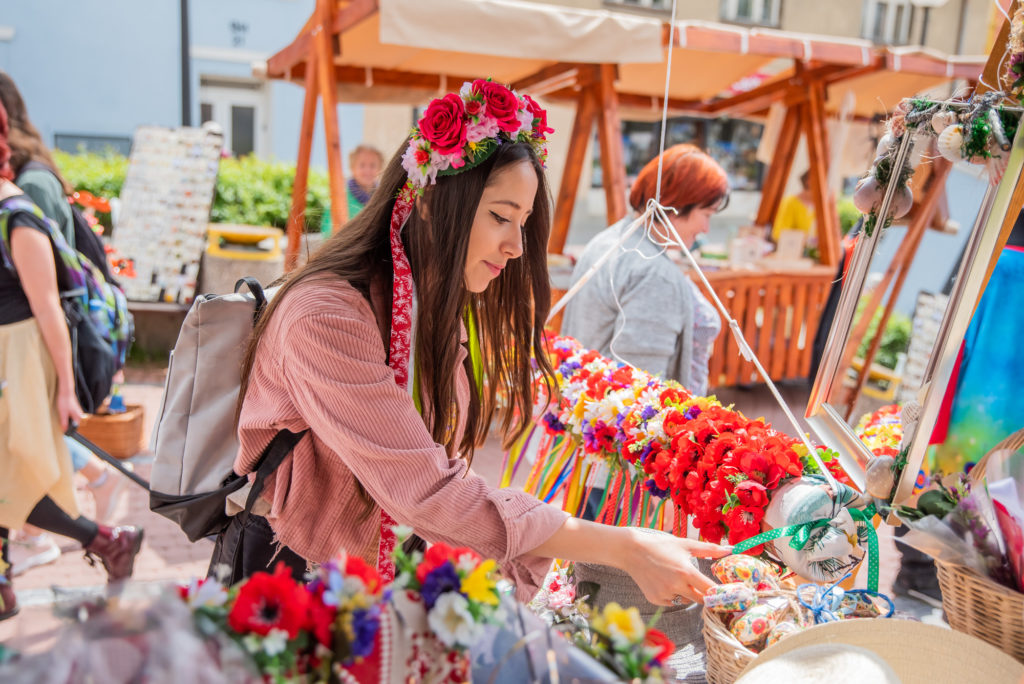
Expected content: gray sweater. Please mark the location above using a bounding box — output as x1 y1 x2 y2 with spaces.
561 218 695 390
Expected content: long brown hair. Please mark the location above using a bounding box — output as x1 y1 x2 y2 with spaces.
0 71 73 194
238 140 557 463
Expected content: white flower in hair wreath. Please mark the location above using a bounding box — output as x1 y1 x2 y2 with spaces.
399 79 553 195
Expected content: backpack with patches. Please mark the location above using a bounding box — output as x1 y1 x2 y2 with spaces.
0 195 132 412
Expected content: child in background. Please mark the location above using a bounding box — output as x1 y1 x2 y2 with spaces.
320 144 385 235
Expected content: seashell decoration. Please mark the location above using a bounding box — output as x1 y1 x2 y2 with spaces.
931 110 957 134
937 124 966 163
875 132 895 157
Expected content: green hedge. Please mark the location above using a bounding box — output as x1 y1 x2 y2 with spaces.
53 150 330 232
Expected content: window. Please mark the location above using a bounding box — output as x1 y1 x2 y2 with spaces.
603 0 670 10
721 0 780 26
862 0 913 45
198 77 269 158
54 133 132 156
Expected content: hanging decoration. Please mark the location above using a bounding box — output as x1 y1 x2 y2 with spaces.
1006 5 1024 104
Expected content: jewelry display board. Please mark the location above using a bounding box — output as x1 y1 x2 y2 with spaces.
113 126 223 304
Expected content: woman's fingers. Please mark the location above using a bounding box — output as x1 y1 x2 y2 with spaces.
684 540 734 558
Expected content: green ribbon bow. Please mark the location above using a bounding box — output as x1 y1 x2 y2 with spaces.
733 503 879 593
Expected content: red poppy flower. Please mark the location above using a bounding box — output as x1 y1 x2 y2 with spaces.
734 480 768 508
228 562 310 638
306 587 337 647
345 555 382 594
644 628 675 664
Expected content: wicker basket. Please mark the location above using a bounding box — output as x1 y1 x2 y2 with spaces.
702 590 807 684
77 404 145 460
936 560 1024 662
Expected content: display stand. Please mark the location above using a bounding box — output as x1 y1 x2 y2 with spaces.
113 125 223 304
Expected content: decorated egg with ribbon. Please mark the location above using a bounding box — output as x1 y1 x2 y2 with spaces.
704 582 757 613
765 620 802 647
711 554 778 587
730 597 790 647
762 475 868 584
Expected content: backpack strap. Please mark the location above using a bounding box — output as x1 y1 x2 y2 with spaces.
242 429 309 515
235 276 268 325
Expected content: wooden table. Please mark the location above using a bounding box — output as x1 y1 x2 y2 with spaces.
548 263 835 389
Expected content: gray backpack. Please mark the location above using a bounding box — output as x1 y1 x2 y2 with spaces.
148 277 305 541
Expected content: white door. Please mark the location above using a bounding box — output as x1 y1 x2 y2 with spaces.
199 79 270 158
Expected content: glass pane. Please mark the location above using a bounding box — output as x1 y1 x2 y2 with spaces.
894 4 906 43
200 102 213 124
736 0 753 19
761 0 775 23
873 4 888 43
231 105 255 157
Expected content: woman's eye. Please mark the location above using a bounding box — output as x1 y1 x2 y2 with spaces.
490 211 511 225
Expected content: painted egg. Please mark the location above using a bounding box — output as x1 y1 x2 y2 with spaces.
890 185 914 219
937 124 965 163
852 176 883 214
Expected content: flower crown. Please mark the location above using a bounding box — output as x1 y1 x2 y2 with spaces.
400 79 553 193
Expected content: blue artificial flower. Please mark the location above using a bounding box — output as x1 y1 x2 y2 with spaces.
645 479 670 498
684 405 703 421
349 605 381 660
542 412 566 433
640 405 658 421
420 561 461 610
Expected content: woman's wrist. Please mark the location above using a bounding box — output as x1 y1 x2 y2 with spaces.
593 525 640 571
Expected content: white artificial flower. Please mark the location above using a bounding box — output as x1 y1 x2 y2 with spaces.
392 524 415 541
262 628 289 657
428 592 484 649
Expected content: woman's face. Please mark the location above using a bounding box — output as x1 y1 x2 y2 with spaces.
464 160 537 293
669 205 716 249
352 151 382 189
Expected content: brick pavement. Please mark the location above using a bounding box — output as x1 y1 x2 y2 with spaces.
0 377 939 654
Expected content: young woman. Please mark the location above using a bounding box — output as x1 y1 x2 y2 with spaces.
229 82 728 606
0 101 142 621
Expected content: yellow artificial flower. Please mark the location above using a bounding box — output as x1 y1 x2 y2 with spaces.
460 559 499 605
593 602 646 646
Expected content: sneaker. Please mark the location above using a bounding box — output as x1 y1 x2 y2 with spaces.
9 533 62 577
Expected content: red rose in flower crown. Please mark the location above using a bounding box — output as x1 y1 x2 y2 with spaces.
418 92 468 156
472 79 521 133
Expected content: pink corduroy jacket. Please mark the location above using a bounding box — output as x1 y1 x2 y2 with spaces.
233 275 568 600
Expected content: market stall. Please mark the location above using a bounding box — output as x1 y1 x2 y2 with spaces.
261 0 980 386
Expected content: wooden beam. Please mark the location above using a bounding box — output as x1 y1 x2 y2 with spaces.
550 88 597 254
329 65 479 92
511 63 582 97
702 64 846 117
803 77 840 267
332 0 379 35
286 48 320 272
315 0 347 234
593 64 628 226
266 33 312 79
755 104 802 228
845 158 952 419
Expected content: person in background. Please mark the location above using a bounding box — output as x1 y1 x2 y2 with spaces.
562 143 729 396
0 71 132 575
771 169 815 244
0 100 143 622
320 144 385 235
561 143 729 521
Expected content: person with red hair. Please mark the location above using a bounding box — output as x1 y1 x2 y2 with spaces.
562 143 729 395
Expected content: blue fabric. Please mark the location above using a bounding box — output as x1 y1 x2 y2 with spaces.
932 247 1024 474
67 435 90 472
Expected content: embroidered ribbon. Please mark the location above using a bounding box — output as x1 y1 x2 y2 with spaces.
733 503 880 593
378 186 418 583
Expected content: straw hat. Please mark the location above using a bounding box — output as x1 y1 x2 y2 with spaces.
736 619 1024 684
736 644 900 684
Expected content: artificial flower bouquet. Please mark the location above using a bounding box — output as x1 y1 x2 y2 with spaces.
530 335 850 551
570 602 675 682
180 555 386 683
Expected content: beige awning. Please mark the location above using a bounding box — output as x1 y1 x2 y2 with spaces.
263 0 985 117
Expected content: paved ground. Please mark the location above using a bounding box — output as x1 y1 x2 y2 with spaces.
0 373 942 654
